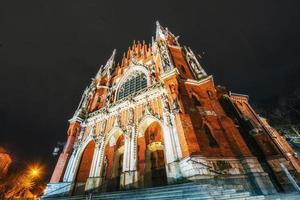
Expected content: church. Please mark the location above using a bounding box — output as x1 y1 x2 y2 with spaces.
44 22 300 197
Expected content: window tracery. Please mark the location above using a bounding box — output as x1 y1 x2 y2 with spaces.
117 72 147 100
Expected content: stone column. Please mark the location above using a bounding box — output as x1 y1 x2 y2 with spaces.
63 143 81 182
50 121 81 183
62 147 77 182
85 134 105 192
121 124 139 189
161 94 183 183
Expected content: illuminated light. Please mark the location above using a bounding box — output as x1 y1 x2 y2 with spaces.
28 164 43 178
31 168 39 177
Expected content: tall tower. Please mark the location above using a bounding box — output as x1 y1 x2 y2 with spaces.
44 22 300 196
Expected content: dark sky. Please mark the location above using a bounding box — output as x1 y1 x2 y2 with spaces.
1 1 300 179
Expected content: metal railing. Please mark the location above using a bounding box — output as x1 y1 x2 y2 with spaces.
187 158 226 175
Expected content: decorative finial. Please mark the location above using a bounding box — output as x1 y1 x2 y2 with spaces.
155 20 166 40
96 49 116 78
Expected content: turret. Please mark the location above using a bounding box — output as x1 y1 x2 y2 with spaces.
88 50 116 112
183 46 207 80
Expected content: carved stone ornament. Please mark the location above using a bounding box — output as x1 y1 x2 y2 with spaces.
128 108 134 125
158 42 173 73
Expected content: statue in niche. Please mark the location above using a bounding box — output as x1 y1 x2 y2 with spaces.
160 44 172 72
172 98 180 113
162 53 171 72
102 156 108 178
128 108 134 125
187 55 205 79
169 84 183 113
169 84 177 98
150 65 157 83
162 94 171 113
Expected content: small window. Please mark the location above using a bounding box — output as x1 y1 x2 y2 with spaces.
192 95 201 107
204 125 218 147
207 90 213 99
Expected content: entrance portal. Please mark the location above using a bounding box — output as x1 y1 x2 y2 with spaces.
104 134 125 191
150 149 167 186
74 140 95 193
142 121 168 187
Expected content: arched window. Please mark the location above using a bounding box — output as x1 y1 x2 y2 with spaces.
204 125 218 147
192 94 201 107
207 90 213 99
118 72 147 100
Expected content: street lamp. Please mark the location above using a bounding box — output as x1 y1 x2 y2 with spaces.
28 165 42 178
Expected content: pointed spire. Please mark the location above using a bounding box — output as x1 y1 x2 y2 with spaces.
103 49 116 76
155 20 167 40
95 65 104 79
95 49 116 79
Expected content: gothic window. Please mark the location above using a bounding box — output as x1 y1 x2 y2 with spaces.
192 95 201 107
117 72 147 100
204 125 219 147
207 90 213 99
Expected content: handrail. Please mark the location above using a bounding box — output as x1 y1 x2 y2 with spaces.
187 158 226 175
42 182 72 198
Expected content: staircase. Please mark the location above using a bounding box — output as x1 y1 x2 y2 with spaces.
43 182 266 200
264 192 300 200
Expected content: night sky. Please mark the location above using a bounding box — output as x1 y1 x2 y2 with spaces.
1 1 300 179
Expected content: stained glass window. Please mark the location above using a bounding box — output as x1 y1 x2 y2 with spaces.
118 73 147 100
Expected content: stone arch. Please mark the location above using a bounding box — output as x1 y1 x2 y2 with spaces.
137 115 163 138
111 145 125 178
102 126 126 191
105 126 125 146
72 139 96 194
137 118 168 188
190 93 202 107
71 133 94 178
202 123 219 148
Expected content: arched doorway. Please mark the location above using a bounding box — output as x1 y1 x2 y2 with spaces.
102 133 124 192
139 121 168 188
74 140 95 194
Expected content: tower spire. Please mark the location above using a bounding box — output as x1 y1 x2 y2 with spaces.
96 49 116 78
155 20 167 40
155 21 179 46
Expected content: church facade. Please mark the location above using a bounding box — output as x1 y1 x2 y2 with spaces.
44 22 300 196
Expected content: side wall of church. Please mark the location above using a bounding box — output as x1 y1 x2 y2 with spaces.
222 93 300 191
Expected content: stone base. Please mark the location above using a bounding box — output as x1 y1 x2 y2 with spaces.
120 170 139 189
179 156 277 195
246 172 277 195
240 157 277 195
274 170 300 193
43 182 73 197
85 177 103 192
179 156 211 178
166 160 183 183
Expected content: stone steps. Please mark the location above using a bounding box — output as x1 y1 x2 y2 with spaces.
42 182 265 200
90 186 228 198
264 192 300 200
91 189 240 200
